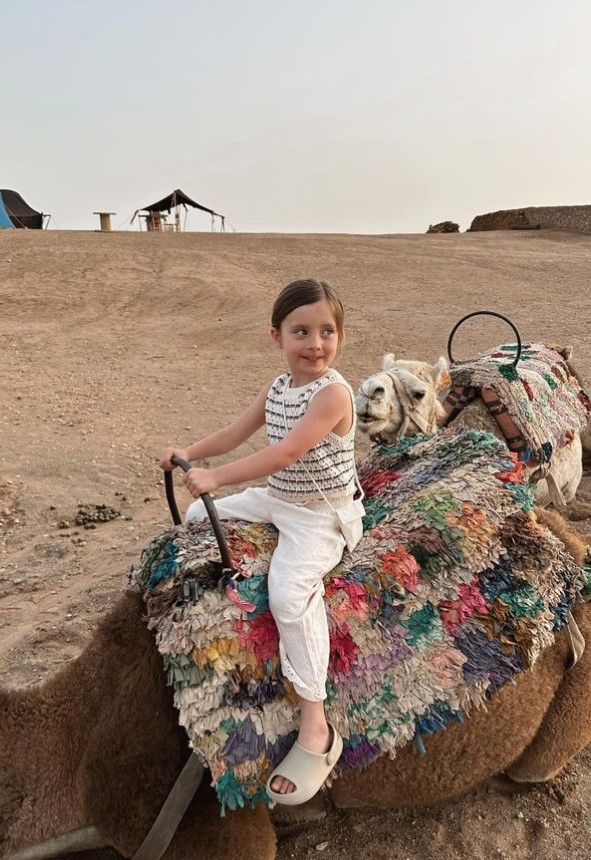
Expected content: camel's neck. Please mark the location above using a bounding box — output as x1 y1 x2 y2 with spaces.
0 674 90 846
0 591 173 850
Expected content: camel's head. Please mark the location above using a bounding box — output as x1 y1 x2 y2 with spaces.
355 353 450 445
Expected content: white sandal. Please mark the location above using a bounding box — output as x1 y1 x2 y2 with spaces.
265 724 343 806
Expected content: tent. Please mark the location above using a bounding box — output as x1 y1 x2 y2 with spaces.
0 194 12 228
0 189 46 229
132 188 225 231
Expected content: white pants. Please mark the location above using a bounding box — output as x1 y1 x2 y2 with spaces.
186 486 358 702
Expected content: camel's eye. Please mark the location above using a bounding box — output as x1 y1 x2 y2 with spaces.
412 390 426 400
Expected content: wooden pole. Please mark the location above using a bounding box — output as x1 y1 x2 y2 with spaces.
93 212 116 231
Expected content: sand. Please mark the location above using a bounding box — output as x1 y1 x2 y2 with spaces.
1 227 591 859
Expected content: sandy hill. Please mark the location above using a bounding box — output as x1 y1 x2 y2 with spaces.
1 229 591 860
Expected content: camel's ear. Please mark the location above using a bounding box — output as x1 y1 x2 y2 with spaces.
382 353 396 370
432 356 451 389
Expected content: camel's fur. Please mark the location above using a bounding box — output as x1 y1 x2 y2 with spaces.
355 351 590 508
2 512 591 860
0 592 275 860
534 507 591 564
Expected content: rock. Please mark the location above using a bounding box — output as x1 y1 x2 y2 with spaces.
427 221 460 233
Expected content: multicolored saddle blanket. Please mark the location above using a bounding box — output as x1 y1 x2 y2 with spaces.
443 342 591 464
130 428 585 812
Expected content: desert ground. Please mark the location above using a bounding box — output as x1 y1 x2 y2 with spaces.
2 227 591 860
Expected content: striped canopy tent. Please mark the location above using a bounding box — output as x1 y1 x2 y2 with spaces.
0 189 46 229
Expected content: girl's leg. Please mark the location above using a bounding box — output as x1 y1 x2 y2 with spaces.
184 486 272 523
187 490 346 797
268 502 344 702
266 501 346 795
270 699 332 796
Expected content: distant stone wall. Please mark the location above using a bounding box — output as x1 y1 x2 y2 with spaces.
469 205 591 233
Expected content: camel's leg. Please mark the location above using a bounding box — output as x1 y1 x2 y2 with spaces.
507 603 591 783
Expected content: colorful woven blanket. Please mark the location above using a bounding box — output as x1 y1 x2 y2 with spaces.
130 428 585 812
445 342 591 464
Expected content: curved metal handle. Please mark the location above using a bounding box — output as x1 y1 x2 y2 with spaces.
164 456 233 571
447 311 522 368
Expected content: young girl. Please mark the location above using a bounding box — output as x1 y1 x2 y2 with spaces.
159 278 364 805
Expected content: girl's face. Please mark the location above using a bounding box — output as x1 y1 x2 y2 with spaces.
271 299 340 386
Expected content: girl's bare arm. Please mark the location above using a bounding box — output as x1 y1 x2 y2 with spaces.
184 384 351 496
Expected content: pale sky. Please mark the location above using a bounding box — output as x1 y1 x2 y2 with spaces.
3 0 591 233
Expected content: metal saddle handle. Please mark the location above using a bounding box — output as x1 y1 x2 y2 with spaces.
447 310 523 369
164 455 233 572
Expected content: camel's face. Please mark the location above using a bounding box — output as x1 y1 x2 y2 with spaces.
355 354 449 445
355 369 423 440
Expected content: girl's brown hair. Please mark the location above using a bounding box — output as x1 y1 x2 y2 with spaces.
271 279 345 346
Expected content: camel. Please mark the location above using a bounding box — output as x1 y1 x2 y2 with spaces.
2 568 591 860
2 493 591 860
355 348 591 508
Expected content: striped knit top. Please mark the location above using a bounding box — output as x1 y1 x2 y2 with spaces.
265 369 358 502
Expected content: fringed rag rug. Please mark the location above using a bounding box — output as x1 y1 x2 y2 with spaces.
444 342 591 464
130 428 585 812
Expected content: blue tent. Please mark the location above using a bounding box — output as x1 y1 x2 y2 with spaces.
0 192 14 228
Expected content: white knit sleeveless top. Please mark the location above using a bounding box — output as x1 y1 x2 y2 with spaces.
265 369 357 502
